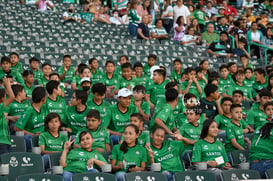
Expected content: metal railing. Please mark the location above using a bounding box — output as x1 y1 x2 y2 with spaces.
247 42 273 65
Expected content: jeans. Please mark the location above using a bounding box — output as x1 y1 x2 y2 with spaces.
162 171 174 181
128 23 138 37
182 150 192 169
0 143 11 155
42 154 50 172
250 160 273 178
110 135 120 145
63 169 99 181
116 171 126 181
236 0 244 8
24 134 33 152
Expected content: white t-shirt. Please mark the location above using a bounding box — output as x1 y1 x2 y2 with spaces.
110 17 122 25
162 6 173 19
242 0 254 8
251 31 261 42
181 34 196 45
173 5 190 24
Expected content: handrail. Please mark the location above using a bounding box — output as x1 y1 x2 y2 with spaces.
247 42 273 65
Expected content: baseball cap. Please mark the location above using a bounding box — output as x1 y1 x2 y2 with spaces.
117 88 132 97
150 65 160 79
80 77 91 85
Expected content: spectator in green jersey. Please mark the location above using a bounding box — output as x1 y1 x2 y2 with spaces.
22 70 35 98
0 56 24 84
10 52 23 74
29 57 42 82
103 60 119 98
60 131 107 181
132 85 150 121
39 63 52 87
58 55 76 84
89 58 103 85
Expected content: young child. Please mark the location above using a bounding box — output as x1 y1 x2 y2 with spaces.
132 85 150 121
134 62 148 86
199 59 209 80
45 80 67 124
0 76 15 154
4 84 29 135
29 57 42 81
58 54 76 83
181 68 203 98
89 58 103 85
10 52 23 74
218 64 234 96
71 64 91 90
243 67 255 88
240 54 254 70
73 109 111 152
111 124 147 181
22 70 35 98
38 63 52 87
60 131 107 181
171 58 183 84
114 62 138 94
62 90 89 136
115 55 129 76
264 102 273 122
102 60 119 98
143 54 157 77
86 83 111 127
14 87 48 152
227 62 238 78
225 104 251 154
0 56 24 84
39 113 68 170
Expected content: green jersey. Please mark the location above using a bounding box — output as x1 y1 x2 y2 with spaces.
131 100 150 116
23 83 34 98
225 122 245 153
11 62 23 74
4 100 30 117
64 106 90 134
111 144 147 171
102 73 119 87
214 114 232 131
121 131 150 147
171 69 183 84
107 104 138 133
45 97 67 123
115 77 138 91
135 74 148 86
177 113 205 128
58 66 75 82
113 0 128 10
115 66 122 76
192 139 229 167
252 79 268 98
193 10 206 25
78 12 94 23
64 148 107 173
14 104 48 134
38 76 49 87
218 77 234 94
143 64 152 77
38 131 68 152
32 69 42 80
227 82 252 100
246 107 267 130
249 127 273 160
146 79 169 105
0 69 24 84
150 103 175 132
75 126 110 151
150 141 184 172
72 75 81 89
91 69 103 85
179 123 202 151
0 103 11 145
243 76 255 88
86 99 111 127
181 81 202 98
128 9 141 26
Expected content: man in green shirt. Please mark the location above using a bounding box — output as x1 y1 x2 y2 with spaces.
252 68 268 99
58 55 76 83
0 56 24 84
45 80 67 123
107 88 138 144
86 83 111 127
5 84 29 135
201 23 219 46
14 87 48 152
102 60 119 98
150 88 178 134
62 90 90 135
247 88 272 129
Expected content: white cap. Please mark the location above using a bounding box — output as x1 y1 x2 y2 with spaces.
117 88 132 97
80 77 91 85
150 65 161 79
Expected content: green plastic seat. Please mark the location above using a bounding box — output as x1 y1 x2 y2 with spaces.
17 174 63 181
265 168 273 179
49 152 62 168
72 173 116 181
175 171 217 181
10 135 26 152
125 172 167 181
221 169 261 181
101 151 112 163
229 150 249 166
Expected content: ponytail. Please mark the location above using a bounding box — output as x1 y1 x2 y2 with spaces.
120 124 139 154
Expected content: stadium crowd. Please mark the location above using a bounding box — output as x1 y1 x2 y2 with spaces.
1 0 273 180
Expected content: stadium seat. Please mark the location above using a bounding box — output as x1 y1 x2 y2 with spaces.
101 151 112 164
216 131 226 145
265 168 273 179
10 135 26 152
125 172 167 181
0 152 44 181
17 173 63 181
0 176 7 181
174 171 217 181
48 152 62 168
31 135 39 147
229 150 249 167
72 172 116 181
221 169 261 181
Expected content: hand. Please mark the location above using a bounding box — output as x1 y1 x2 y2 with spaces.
188 79 193 84
192 78 197 83
223 162 231 170
87 158 95 168
118 161 124 170
144 37 149 40
145 145 154 158
2 76 10 87
226 54 232 58
34 132 41 136
65 128 72 133
170 132 183 140
206 161 218 168
134 101 141 108
128 166 140 172
64 136 75 151
215 94 221 103
150 103 155 110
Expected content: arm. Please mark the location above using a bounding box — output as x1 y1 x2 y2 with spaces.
87 158 107 168
59 137 74 168
71 83 78 90
40 145 59 155
105 143 111 151
138 28 149 40
154 118 172 134
109 130 123 136
207 49 220 57
14 126 38 136
134 103 149 121
59 68 67 81
3 77 15 108
215 96 223 115
182 80 192 94
230 138 244 150
145 94 155 110
111 159 124 172
128 162 146 172
193 78 202 95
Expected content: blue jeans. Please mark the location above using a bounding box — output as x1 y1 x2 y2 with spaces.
182 150 192 169
0 143 11 155
250 160 273 178
42 154 50 172
24 134 33 152
236 0 243 8
63 169 99 181
128 23 137 37
110 135 120 145
162 171 174 181
116 171 126 181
